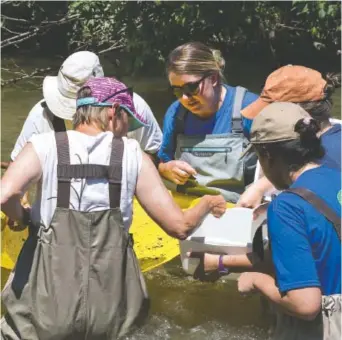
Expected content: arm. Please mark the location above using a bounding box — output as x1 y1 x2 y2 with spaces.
188 249 274 274
239 272 321 320
10 101 45 161
136 153 226 239
238 197 323 320
1 143 42 223
237 176 275 208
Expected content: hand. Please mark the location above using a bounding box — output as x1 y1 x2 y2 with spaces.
237 272 260 295
160 160 197 185
237 183 264 209
206 195 226 217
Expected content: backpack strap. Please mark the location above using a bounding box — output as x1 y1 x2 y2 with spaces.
231 86 246 133
55 132 71 208
285 187 341 240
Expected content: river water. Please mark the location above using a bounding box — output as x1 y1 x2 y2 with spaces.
1 56 340 339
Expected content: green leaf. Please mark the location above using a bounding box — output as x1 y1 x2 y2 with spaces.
319 8 326 19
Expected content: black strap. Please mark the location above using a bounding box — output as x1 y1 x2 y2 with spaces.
54 133 124 209
285 187 341 240
41 101 66 133
57 164 122 181
109 137 124 209
55 132 71 208
51 116 66 132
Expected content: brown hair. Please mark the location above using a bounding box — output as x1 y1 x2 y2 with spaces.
299 72 341 126
166 41 226 82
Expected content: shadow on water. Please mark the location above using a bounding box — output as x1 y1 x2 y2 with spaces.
1 56 340 339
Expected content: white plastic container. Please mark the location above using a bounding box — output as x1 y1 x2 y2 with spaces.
180 207 268 275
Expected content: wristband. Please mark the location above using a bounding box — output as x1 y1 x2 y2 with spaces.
218 255 229 275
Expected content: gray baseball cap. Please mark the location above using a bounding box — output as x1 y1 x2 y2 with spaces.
240 102 311 158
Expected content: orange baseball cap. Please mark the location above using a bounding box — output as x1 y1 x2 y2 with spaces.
241 65 327 119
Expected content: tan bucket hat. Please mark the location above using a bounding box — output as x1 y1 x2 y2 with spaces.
241 65 327 119
43 51 104 120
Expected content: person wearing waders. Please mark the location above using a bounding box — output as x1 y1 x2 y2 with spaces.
0 77 226 340
158 42 259 203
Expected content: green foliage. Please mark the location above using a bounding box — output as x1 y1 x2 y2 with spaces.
2 1 341 73
67 1 340 73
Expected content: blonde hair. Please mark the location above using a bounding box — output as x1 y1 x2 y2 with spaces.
166 42 226 82
73 86 110 130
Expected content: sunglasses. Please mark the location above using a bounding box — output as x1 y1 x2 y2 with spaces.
171 74 209 99
101 87 133 103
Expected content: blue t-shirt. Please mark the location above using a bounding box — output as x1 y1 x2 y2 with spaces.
158 85 259 162
320 124 341 170
267 166 341 296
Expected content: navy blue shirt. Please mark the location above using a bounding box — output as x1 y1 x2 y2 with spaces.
158 85 259 162
320 124 341 170
268 166 341 295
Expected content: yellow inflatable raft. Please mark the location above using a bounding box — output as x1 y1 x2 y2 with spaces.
0 192 202 274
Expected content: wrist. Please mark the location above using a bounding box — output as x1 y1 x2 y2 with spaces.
205 195 216 209
218 254 229 274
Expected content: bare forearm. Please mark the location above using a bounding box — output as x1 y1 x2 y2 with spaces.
255 176 274 194
222 254 254 269
182 195 213 233
221 249 274 273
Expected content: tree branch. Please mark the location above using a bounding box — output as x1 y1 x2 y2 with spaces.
98 44 125 55
1 14 80 49
276 23 306 32
1 14 29 23
1 67 52 87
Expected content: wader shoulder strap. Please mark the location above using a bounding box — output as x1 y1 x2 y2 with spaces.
41 101 66 132
172 104 188 157
51 116 66 132
55 131 71 208
109 137 124 209
55 133 124 209
175 104 187 135
285 187 341 240
231 86 246 133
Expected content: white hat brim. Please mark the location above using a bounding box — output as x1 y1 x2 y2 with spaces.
43 76 76 120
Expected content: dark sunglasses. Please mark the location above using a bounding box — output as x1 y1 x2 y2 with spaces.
171 74 209 99
101 87 133 103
